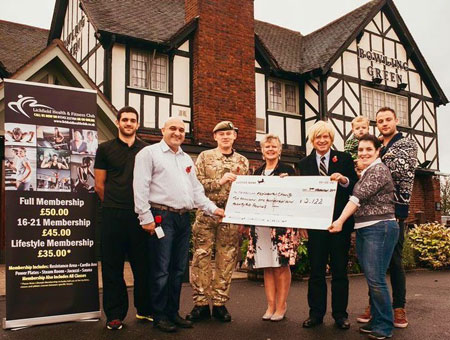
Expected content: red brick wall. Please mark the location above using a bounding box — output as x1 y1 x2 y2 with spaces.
409 175 441 224
185 0 256 151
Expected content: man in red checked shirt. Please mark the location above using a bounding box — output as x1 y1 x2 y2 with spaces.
187 121 249 323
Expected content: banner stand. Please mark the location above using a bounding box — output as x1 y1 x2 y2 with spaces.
3 311 101 330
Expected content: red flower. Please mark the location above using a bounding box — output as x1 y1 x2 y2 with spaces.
186 166 192 174
236 167 240 173
332 155 338 163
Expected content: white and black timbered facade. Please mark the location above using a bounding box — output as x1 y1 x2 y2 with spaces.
53 0 193 140
48 0 447 171
254 1 447 170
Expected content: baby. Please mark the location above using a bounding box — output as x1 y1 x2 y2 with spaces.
344 116 369 160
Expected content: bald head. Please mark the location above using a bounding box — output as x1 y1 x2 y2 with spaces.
161 117 186 152
163 117 184 128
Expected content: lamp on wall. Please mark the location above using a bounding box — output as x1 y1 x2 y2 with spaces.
372 76 383 84
397 82 407 90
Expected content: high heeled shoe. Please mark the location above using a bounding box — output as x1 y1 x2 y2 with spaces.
270 303 287 322
262 311 274 321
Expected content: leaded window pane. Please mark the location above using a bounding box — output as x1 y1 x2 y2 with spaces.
269 80 282 111
285 84 296 113
130 51 148 88
151 55 168 91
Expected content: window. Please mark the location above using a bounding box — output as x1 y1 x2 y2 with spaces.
130 49 168 92
268 79 299 114
361 87 409 126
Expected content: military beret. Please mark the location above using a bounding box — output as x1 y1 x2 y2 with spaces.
213 121 237 133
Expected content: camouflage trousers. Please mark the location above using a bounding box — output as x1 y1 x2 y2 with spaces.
190 211 239 306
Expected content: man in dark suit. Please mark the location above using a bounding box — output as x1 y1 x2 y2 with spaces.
298 120 358 330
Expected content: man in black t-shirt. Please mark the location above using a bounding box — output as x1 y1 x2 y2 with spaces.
94 106 152 330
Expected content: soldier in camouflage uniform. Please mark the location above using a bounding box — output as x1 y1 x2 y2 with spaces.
187 121 249 323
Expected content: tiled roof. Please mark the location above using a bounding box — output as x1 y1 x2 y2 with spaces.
81 0 186 43
255 20 303 73
0 20 49 75
299 0 383 73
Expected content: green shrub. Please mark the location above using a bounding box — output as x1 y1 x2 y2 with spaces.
293 239 310 276
408 222 450 269
402 232 417 270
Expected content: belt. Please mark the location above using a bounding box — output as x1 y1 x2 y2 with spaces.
150 202 191 215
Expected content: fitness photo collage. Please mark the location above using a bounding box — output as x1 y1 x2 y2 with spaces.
4 123 97 193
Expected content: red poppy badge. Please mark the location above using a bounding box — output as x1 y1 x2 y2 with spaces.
332 155 338 163
236 166 240 174
186 166 192 174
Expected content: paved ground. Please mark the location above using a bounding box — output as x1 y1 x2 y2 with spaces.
0 270 449 339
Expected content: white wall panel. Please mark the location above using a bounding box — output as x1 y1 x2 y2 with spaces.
409 71 421 95
111 43 126 110
178 41 189 52
384 39 395 58
373 13 382 33
143 95 156 128
422 81 431 98
159 97 171 127
332 57 342 74
359 32 370 50
371 34 383 53
129 93 141 118
173 55 190 106
88 54 96 83
286 118 301 146
255 73 265 119
343 51 358 78
268 115 284 144
96 47 104 86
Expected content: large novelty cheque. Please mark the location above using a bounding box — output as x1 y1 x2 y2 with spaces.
223 176 337 230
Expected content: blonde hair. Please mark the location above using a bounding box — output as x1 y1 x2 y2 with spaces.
308 120 335 144
351 116 369 127
260 134 282 152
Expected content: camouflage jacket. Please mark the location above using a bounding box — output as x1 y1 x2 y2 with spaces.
195 148 249 207
344 135 359 160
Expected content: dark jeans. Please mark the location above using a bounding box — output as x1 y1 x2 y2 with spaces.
389 219 406 308
357 220 399 337
148 209 191 322
307 229 351 320
101 207 152 321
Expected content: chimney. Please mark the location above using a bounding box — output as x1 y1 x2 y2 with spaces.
186 0 256 151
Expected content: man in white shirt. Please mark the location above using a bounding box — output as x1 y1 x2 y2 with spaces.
133 117 224 333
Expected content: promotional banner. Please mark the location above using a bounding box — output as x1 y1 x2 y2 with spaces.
223 175 337 230
3 79 100 329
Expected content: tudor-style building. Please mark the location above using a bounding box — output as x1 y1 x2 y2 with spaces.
1 0 447 230
46 0 448 223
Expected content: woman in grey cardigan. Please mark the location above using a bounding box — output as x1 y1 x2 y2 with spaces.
328 134 399 340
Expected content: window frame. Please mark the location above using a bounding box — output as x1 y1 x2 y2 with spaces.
129 48 169 93
361 87 409 127
267 78 300 115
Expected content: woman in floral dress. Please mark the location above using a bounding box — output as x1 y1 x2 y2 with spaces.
246 134 299 321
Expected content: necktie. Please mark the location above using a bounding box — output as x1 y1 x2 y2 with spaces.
319 156 327 176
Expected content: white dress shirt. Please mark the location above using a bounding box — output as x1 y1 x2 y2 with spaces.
315 150 349 188
133 140 218 225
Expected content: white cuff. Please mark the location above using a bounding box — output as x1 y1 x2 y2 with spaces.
349 195 360 207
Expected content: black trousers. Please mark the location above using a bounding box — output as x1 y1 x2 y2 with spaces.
307 229 351 320
101 207 152 321
388 219 406 309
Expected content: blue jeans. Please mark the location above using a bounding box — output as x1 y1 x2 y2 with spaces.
356 220 399 337
148 209 191 322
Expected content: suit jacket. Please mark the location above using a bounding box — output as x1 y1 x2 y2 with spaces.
298 149 358 232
